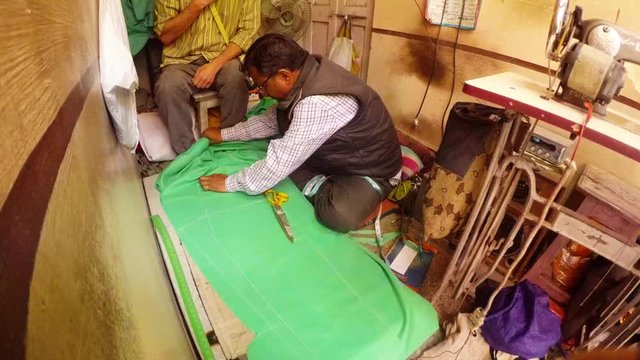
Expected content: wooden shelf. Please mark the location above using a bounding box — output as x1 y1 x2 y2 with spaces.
523 235 573 304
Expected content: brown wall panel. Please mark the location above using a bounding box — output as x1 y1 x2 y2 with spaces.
0 1 193 359
26 81 193 360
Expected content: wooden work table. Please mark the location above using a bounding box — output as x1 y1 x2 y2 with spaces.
461 72 640 276
462 72 640 162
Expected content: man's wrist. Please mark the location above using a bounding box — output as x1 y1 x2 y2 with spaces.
209 56 228 69
225 175 239 192
220 128 231 141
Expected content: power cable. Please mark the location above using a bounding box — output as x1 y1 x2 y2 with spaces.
411 0 448 129
440 0 467 136
420 329 473 359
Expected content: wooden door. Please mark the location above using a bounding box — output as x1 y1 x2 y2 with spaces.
299 0 374 80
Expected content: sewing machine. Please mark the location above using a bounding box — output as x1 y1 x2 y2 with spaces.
546 0 640 115
433 1 640 343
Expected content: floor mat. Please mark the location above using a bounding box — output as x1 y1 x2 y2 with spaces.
156 139 439 360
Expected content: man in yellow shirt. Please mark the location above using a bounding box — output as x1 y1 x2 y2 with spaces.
154 0 260 153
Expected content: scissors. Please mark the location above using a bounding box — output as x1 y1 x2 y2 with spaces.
265 190 295 242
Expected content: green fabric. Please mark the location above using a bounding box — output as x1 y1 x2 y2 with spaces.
244 97 278 120
156 139 439 360
121 0 154 55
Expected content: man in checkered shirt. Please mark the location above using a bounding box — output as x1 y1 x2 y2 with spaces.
200 34 401 232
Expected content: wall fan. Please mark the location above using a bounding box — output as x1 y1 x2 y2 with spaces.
260 0 312 41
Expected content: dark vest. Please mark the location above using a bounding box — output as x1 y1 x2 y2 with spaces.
277 55 401 179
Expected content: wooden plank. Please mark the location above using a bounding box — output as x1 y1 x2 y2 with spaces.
190 262 254 359
551 208 640 277
577 164 640 226
523 235 572 304
143 175 253 359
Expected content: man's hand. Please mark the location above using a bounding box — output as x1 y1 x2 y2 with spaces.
157 0 215 45
201 127 223 144
193 61 221 89
199 174 228 192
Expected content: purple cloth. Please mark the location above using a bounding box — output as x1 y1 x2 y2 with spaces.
481 281 562 359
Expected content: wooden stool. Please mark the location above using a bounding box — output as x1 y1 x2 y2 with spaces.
192 90 220 133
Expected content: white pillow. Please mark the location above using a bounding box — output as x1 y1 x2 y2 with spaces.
137 111 177 162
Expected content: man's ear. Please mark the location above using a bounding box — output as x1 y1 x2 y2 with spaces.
277 69 294 84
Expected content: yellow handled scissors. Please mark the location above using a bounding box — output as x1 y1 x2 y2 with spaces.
265 190 294 242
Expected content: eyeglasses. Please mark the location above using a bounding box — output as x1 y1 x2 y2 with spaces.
254 73 276 93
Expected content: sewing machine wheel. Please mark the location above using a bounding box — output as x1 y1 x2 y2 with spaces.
546 0 574 61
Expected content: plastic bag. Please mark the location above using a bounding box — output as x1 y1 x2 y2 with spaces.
481 281 562 359
552 241 592 290
328 37 353 71
328 16 361 75
99 0 139 151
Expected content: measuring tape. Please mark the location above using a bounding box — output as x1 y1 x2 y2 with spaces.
152 215 215 360
208 5 229 45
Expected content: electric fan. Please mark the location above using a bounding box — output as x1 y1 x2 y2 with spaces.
260 0 312 41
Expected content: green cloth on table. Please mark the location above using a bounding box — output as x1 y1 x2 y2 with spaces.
244 97 278 120
156 139 439 360
121 0 154 55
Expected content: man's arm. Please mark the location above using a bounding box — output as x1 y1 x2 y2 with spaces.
229 0 261 52
199 107 281 192
201 108 279 143
221 95 359 195
192 43 243 88
156 0 214 46
193 0 259 88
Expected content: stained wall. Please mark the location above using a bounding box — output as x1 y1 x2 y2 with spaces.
368 0 640 187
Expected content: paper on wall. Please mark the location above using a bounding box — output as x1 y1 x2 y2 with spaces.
425 0 481 30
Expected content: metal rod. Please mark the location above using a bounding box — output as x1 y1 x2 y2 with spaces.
480 160 576 325
604 306 640 349
601 277 640 320
455 164 523 298
580 278 640 350
454 156 521 295
331 13 367 19
455 114 522 274
472 169 536 290
430 116 513 301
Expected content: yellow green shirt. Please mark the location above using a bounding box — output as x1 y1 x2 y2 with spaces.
155 0 260 66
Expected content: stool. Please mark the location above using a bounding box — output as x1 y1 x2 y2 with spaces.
192 90 221 133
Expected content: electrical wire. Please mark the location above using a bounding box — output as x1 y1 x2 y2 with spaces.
571 101 593 161
439 0 467 136
420 329 473 359
411 0 448 128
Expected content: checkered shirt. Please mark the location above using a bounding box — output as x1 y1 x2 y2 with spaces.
221 95 359 194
